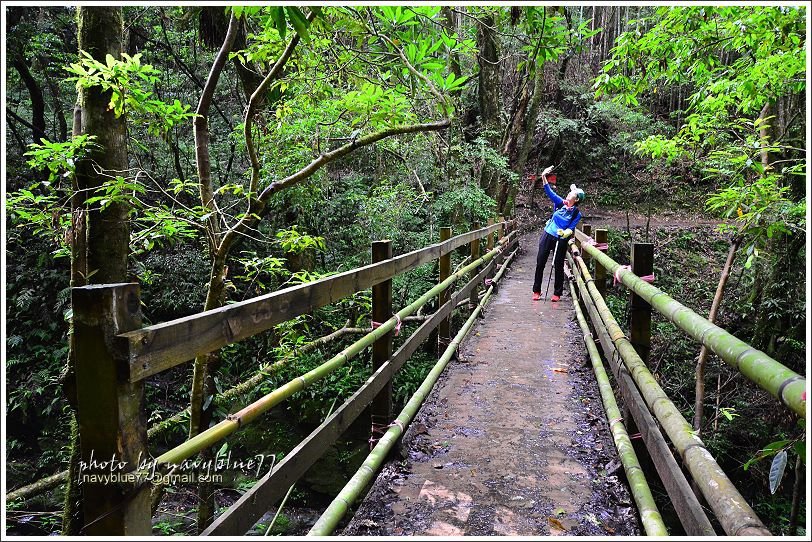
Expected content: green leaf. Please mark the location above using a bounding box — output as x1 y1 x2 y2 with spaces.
286 7 310 42
769 450 787 494
270 7 286 41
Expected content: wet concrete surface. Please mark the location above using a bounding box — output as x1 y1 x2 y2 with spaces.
343 231 641 536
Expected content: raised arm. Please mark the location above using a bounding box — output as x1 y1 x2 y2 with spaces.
544 182 564 208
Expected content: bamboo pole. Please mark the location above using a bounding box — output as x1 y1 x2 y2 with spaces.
200 246 513 536
9 224 512 504
6 321 369 504
568 253 716 535
6 471 69 503
308 247 519 536
574 230 805 418
568 278 667 536
594 228 608 298
568 244 769 536
153 232 517 468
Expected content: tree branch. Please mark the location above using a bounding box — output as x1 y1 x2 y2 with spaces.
220 119 450 257
195 13 239 252
245 10 317 198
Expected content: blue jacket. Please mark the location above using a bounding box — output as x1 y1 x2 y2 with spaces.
543 184 581 237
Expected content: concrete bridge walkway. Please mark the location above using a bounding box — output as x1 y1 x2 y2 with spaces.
342 232 641 536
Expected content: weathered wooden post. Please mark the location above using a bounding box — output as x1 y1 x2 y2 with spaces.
438 226 452 353
582 224 592 268
496 215 505 265
72 283 150 535
595 228 608 298
630 243 654 363
371 240 394 426
469 222 480 310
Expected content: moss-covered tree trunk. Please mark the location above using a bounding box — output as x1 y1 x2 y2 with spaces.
62 6 129 534
505 58 545 214
476 11 502 205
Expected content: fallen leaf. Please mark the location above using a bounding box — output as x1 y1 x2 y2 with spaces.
553 507 566 517
553 367 568 373
548 517 567 531
603 525 615 534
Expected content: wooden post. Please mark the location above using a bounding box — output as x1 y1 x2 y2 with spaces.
72 283 150 535
469 223 480 310
486 217 495 252
630 243 654 363
595 228 608 298
371 240 394 426
438 226 452 353
582 224 592 268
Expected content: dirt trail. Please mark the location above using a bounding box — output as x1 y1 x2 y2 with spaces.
343 232 641 536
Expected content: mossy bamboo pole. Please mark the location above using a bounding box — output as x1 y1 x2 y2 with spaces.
575 230 805 418
6 322 366 504
308 246 518 536
153 232 516 467
6 471 69 503
567 253 716 535
568 244 769 536
568 279 667 536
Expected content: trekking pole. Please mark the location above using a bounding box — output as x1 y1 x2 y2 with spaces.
544 239 559 299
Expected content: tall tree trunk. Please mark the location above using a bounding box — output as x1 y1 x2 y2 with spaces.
190 14 240 532
75 7 130 283
12 57 47 144
41 64 69 142
505 59 545 214
199 7 263 101
62 7 130 534
476 11 501 202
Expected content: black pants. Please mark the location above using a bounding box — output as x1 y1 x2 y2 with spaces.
532 231 567 296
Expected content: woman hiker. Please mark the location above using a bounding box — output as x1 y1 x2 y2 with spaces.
531 167 585 301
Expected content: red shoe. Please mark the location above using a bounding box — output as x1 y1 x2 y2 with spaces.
551 295 561 302
532 292 541 301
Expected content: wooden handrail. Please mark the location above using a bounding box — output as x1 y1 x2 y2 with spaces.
119 222 504 382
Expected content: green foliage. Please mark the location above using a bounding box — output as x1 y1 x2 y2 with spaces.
275 226 326 255
392 353 435 407
65 51 195 134
596 7 805 112
23 135 96 184
707 175 805 268
431 184 497 228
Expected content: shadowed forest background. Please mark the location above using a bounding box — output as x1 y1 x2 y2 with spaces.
4 4 807 536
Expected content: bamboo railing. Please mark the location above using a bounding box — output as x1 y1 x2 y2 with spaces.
62 220 517 535
574 229 806 418
568 279 667 536
567 225 809 536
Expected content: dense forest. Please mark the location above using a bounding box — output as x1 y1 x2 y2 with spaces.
4 4 807 536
